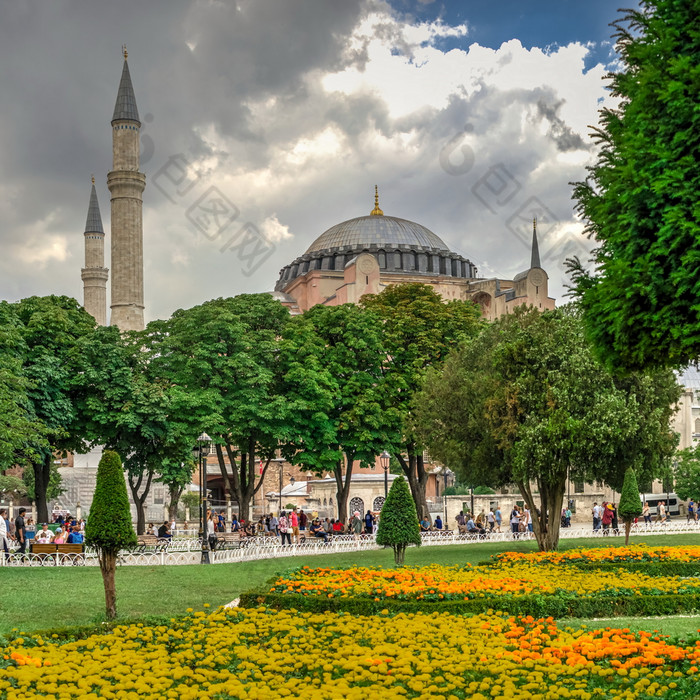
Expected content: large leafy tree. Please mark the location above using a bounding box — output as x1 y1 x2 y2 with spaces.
361 283 483 517
9 296 95 521
673 444 700 502
415 306 679 551
568 1 700 370
74 326 196 534
150 295 293 522
281 304 402 523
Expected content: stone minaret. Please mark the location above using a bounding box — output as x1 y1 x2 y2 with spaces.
80 177 109 325
108 47 146 331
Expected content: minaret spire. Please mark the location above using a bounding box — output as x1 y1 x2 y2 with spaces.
370 185 384 216
81 179 109 325
531 216 541 269
108 50 146 331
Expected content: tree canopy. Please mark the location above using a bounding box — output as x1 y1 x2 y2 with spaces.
360 283 483 517
376 475 421 566
568 1 700 370
415 306 679 551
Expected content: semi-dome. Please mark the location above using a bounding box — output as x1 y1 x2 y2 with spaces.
305 215 450 254
275 187 477 292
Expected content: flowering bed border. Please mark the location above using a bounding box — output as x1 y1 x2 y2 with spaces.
478 560 700 577
239 589 700 619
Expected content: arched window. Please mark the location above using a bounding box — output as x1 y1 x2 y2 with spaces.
323 498 327 506
373 496 385 511
349 496 364 515
694 418 700 435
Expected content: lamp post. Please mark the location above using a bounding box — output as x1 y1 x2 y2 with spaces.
193 433 211 564
380 451 391 501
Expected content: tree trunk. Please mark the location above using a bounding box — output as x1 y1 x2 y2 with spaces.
127 470 153 535
396 450 429 519
624 519 632 545
33 453 52 523
519 478 564 552
394 544 406 566
98 549 118 620
334 453 354 524
167 483 183 522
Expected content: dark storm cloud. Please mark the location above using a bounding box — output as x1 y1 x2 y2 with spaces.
536 98 589 152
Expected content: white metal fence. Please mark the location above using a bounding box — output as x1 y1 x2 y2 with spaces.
2 520 699 567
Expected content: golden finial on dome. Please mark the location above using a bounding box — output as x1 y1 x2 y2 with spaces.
370 185 384 216
122 44 128 60
91 174 95 185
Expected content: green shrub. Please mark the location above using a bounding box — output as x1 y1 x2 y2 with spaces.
376 477 421 565
618 468 643 545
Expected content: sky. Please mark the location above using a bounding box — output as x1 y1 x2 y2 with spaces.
0 0 631 322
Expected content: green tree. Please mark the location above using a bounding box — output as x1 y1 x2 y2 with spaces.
20 460 65 505
150 295 293 522
281 304 402 523
673 445 700 502
415 306 679 551
10 296 95 521
568 1 700 371
85 450 137 620
361 283 483 517
0 474 26 499
618 467 643 545
376 476 421 565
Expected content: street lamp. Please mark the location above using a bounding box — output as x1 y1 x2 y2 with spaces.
380 451 391 500
193 433 211 564
276 460 294 514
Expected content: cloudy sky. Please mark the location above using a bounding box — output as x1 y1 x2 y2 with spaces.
0 0 628 322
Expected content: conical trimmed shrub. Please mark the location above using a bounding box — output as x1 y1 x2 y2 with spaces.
85 450 136 619
618 467 643 545
376 476 421 565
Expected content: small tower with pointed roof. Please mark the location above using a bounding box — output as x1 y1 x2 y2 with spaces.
81 177 109 325
107 46 146 331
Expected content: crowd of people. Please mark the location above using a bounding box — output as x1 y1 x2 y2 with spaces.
0 508 86 556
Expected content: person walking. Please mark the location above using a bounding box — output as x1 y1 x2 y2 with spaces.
364 510 374 534
592 502 602 531
656 500 667 524
642 502 651 524
278 512 291 546
351 511 363 545
299 509 308 537
14 508 27 556
486 509 495 532
510 506 521 537
494 507 502 533
0 508 9 558
602 502 613 534
290 509 299 544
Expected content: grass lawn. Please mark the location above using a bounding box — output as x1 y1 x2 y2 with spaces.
1 533 699 637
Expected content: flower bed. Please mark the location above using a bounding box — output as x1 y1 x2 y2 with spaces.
242 562 700 617
2 607 700 699
492 545 700 566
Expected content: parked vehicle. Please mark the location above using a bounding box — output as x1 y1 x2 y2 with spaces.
640 493 681 517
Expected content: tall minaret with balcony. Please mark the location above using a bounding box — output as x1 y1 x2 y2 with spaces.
108 47 146 331
80 177 108 325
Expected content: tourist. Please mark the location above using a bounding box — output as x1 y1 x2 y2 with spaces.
611 503 619 534
206 512 217 550
494 507 502 532
53 527 66 544
218 511 226 532
14 508 27 555
157 521 172 540
523 507 533 534
299 509 308 537
231 515 240 532
592 502 601 531
642 502 651 524
310 519 329 543
563 506 571 529
602 502 613 533
278 511 291 546
656 500 667 524
323 518 332 535
332 519 343 534
351 511 363 542
476 510 486 530
688 500 695 522
466 516 485 537
269 512 278 535
486 509 495 532
67 525 84 544
146 523 155 536
290 509 299 544
0 508 9 558
364 510 374 534
434 514 443 530
420 516 431 532
36 524 54 544
510 506 521 537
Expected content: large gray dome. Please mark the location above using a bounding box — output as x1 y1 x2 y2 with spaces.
306 215 449 254
275 199 477 292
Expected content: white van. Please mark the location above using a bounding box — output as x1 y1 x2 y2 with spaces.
641 493 681 517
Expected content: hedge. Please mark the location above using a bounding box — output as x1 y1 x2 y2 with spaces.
239 589 700 620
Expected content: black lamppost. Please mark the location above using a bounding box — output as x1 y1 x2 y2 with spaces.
193 433 211 564
380 451 391 500
275 459 294 514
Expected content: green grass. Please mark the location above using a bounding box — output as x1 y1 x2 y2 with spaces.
1 533 698 637
560 616 700 641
